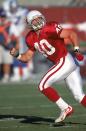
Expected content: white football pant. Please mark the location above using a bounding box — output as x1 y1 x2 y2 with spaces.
39 53 85 102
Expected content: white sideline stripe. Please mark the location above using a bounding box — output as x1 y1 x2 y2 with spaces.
0 103 82 109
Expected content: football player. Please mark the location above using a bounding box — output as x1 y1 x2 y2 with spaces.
3 0 28 35
10 10 86 123
0 8 13 82
3 0 32 81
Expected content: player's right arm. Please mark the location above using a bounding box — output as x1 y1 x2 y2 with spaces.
10 30 35 63
10 48 34 63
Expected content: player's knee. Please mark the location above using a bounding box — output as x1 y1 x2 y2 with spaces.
38 85 42 92
38 82 43 92
38 82 48 92
80 95 86 107
74 95 80 102
38 82 44 92
74 94 84 103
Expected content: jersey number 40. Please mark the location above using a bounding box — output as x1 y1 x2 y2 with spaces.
34 39 55 57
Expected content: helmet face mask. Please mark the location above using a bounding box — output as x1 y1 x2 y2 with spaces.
26 10 46 31
31 16 45 31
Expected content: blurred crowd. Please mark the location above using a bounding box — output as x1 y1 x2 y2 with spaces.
0 0 86 83
0 0 34 83
69 0 86 7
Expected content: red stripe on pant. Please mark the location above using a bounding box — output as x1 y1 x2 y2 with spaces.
39 57 65 102
81 95 86 107
42 57 65 89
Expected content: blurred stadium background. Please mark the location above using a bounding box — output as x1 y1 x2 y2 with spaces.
0 0 86 131
0 0 86 83
0 0 77 6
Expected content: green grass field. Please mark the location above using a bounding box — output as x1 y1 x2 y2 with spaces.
0 82 86 131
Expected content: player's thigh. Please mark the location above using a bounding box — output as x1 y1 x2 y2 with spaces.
43 54 76 87
39 57 65 90
39 56 72 91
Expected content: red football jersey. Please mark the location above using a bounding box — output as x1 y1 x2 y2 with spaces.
26 22 68 63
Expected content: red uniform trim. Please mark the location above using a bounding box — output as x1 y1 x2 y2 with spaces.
81 95 86 107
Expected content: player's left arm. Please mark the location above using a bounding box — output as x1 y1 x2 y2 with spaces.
59 29 84 61
60 29 79 47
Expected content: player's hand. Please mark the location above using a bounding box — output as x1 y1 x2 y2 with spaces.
10 48 19 57
74 48 84 61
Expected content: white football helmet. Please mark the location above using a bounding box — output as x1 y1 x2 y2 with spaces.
3 0 18 13
26 10 46 31
9 0 18 13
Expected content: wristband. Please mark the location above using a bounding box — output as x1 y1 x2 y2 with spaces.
74 46 80 52
17 54 21 60
14 50 19 57
74 46 79 50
